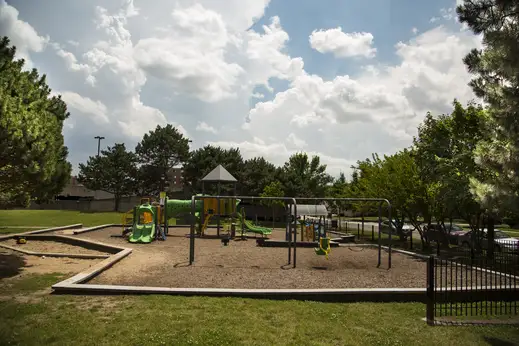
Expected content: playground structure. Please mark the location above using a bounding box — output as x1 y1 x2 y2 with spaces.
124 165 274 243
121 164 393 267
125 195 276 243
124 191 393 268
200 164 238 237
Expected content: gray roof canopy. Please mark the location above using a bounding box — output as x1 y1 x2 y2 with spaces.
202 164 237 182
290 204 328 216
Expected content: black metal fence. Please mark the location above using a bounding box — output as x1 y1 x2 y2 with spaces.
426 240 519 325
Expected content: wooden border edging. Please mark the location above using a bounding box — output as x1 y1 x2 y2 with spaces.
0 224 83 240
53 248 132 286
73 224 115 235
0 233 123 255
52 283 427 302
42 224 518 303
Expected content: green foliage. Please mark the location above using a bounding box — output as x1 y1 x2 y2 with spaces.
457 0 519 214
259 180 285 207
238 157 277 196
326 172 350 213
182 145 243 193
0 36 71 207
413 101 491 231
33 146 72 203
348 150 431 242
135 124 190 195
327 172 347 197
78 144 137 210
279 152 333 198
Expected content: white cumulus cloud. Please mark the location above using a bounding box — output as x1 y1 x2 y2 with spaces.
59 91 109 125
4 0 483 178
0 0 49 67
309 27 376 59
196 121 218 134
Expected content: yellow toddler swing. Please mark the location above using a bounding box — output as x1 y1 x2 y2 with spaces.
314 237 331 259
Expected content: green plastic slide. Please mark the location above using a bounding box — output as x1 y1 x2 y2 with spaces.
129 204 156 243
237 212 272 235
129 223 155 243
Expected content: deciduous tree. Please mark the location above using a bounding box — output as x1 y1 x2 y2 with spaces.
352 150 429 243
135 125 190 195
260 180 285 227
413 101 491 232
280 153 333 198
239 157 277 196
182 145 243 194
78 144 137 211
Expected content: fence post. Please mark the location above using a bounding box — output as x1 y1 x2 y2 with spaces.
357 223 360 239
371 225 374 241
426 256 435 325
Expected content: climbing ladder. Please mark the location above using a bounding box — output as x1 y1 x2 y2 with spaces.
122 209 134 233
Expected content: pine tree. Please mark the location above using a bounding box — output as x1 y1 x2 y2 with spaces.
457 0 519 214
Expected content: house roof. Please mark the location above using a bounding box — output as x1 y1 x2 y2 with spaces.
201 164 237 182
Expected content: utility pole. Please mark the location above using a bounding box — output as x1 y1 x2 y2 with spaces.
93 136 105 201
94 136 105 157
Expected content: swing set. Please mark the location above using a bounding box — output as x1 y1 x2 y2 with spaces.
296 204 332 259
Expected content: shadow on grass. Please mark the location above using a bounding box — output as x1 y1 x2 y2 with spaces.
483 336 519 346
0 253 26 279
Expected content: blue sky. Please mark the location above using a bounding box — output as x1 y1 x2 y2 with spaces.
255 0 454 77
1 0 478 177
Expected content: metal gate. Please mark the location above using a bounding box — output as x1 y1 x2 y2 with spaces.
426 241 519 325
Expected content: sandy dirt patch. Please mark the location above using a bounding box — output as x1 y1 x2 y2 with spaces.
0 239 109 256
0 248 101 278
80 227 428 289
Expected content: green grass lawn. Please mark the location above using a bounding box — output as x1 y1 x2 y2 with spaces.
0 210 124 233
0 275 518 346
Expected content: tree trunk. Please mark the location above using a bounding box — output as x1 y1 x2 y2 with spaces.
361 211 365 235
407 211 426 249
439 220 449 249
114 195 121 212
272 206 275 229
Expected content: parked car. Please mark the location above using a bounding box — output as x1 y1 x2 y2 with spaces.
424 223 466 245
380 219 414 239
458 228 519 252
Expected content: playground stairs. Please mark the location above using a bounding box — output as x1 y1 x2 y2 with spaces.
122 209 133 232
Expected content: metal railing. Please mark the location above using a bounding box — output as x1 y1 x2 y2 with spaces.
426 240 519 325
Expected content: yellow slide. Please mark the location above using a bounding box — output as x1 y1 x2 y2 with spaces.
201 214 212 235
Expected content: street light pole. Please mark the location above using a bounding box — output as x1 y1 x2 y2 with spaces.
94 136 105 157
